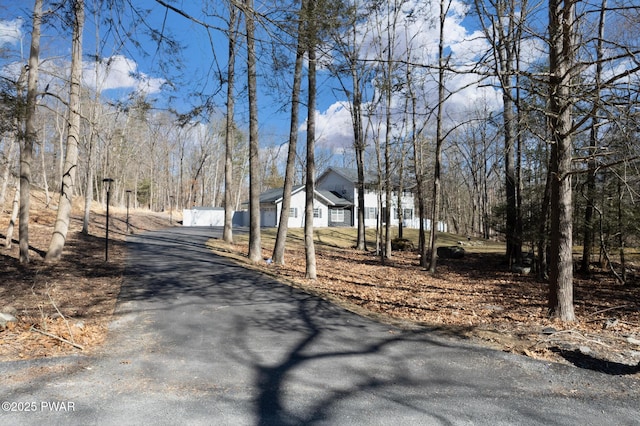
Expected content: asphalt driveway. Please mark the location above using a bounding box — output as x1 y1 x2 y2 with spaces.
1 227 638 425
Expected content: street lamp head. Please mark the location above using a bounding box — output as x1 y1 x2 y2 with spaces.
103 178 114 190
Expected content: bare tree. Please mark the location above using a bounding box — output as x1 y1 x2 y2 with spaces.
327 1 371 251
244 0 262 262
304 0 317 279
82 2 108 235
46 0 85 262
473 0 529 267
19 0 43 264
272 3 304 265
382 2 398 261
427 0 450 273
223 2 238 243
5 186 19 248
0 65 24 207
547 0 577 321
0 136 17 208
579 0 607 274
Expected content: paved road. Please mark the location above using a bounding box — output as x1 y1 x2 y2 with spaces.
1 227 638 425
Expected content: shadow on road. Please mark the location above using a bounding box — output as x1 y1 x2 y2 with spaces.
113 227 636 425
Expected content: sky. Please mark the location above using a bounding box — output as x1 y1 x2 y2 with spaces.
0 0 527 154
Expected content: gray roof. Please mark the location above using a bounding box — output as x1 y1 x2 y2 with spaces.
259 185 304 203
317 190 353 207
323 166 379 185
323 166 416 190
258 185 352 206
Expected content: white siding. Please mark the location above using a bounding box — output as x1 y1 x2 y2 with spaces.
182 208 225 227
285 189 306 228
280 189 330 228
361 191 379 228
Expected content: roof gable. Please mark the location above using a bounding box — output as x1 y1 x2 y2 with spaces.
259 185 304 203
317 190 353 206
258 185 340 206
320 166 378 185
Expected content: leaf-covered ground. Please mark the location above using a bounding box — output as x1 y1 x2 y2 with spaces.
0 193 170 361
1 194 638 381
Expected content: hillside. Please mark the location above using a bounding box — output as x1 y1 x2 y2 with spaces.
0 190 172 360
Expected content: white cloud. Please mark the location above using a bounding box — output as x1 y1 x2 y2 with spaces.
300 101 355 149
312 0 504 148
83 55 165 94
0 18 22 47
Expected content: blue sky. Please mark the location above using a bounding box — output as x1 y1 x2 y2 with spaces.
0 0 519 152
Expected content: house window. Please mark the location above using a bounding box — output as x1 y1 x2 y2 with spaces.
394 208 413 220
290 207 298 218
364 207 377 220
404 208 413 220
313 208 322 218
331 208 344 222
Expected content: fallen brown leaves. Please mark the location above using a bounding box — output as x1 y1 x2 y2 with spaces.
0 193 172 362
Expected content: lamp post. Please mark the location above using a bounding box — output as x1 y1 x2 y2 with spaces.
169 195 174 225
103 178 114 261
126 190 132 234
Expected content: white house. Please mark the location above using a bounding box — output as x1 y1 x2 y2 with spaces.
258 184 353 228
316 166 418 229
199 167 447 231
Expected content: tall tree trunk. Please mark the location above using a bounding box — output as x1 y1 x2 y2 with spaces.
46 0 85 262
547 0 576 322
0 63 23 207
416 173 427 267
5 186 19 248
473 0 525 266
223 3 237 243
0 134 17 207
304 0 317 280
504 93 520 266
82 132 95 234
536 154 552 281
40 128 50 207
408 68 427 267
245 0 262 262
427 0 447 273
19 0 43 264
581 0 606 274
617 179 626 284
383 20 393 261
273 4 304 265
351 65 366 251
396 131 406 239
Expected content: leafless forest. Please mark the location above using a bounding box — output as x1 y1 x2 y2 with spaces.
1 0 639 323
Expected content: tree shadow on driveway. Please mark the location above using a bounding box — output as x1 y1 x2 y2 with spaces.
115 227 640 425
